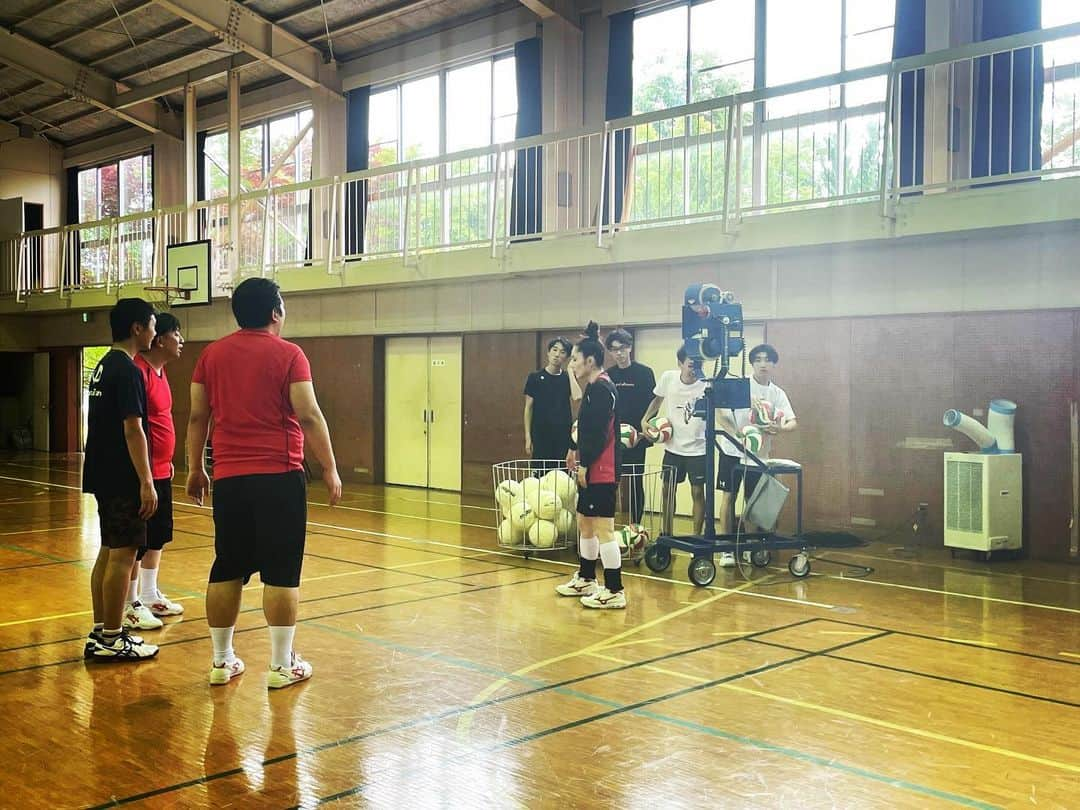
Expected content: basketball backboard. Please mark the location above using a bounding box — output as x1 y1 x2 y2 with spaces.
164 239 211 307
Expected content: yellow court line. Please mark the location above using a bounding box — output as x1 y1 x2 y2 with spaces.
0 525 83 536
719 682 1080 776
936 638 998 647
586 650 711 684
595 636 666 651
0 607 94 628
1058 651 1080 659
819 630 881 636
454 578 761 741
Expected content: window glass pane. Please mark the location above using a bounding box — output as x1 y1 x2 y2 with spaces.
1044 0 1080 67
204 132 228 199
402 75 440 159
767 0 840 85
369 88 399 166
78 168 97 222
269 113 299 184
119 155 146 215
633 4 689 113
240 124 264 190
143 154 153 209
98 163 119 218
296 109 313 181
493 56 518 141
846 0 894 39
691 0 754 101
447 61 493 151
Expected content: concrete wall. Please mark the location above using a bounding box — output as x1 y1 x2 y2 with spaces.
0 137 63 234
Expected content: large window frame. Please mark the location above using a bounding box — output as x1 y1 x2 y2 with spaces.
630 0 896 214
365 52 517 254
76 151 154 284
200 107 315 269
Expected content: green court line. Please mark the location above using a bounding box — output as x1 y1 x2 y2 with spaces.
308 622 1000 809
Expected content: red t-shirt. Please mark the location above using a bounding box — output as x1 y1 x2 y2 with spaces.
192 329 312 480
134 354 175 481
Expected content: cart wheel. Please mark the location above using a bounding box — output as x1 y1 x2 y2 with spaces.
688 557 717 587
750 549 772 568
788 553 810 578
644 544 672 572
523 550 531 560
631 556 643 567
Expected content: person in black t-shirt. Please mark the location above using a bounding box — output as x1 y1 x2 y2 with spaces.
523 337 572 469
604 328 655 523
82 298 160 662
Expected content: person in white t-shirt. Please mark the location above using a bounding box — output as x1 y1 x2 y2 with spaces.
717 344 798 542
642 347 707 536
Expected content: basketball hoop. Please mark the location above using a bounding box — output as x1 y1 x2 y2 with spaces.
144 285 193 305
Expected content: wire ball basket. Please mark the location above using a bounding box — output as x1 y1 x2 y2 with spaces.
491 459 673 563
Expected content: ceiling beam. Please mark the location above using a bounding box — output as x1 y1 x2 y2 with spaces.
114 52 256 108
151 0 340 94
307 0 436 43
517 0 579 29
0 24 181 138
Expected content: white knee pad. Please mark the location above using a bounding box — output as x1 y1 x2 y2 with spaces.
599 539 622 569
580 536 600 560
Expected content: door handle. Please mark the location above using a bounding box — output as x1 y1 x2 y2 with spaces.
429 410 435 423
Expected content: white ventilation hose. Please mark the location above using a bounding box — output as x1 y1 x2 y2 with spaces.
943 409 997 451
987 399 1016 452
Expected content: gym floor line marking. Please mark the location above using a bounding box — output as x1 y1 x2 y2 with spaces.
594 636 664 651
800 565 1080 616
1059 651 1080 659
301 629 995 810
812 547 1080 588
586 650 708 682
453 578 761 741
91 618 977 810
718 681 1080 776
937 638 998 647
0 525 82 536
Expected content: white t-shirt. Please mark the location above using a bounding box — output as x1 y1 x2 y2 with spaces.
719 377 796 461
653 370 707 457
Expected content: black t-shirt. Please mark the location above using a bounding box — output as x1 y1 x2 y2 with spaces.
523 368 571 438
82 349 148 497
606 361 656 428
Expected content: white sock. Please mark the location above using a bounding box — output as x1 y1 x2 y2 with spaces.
126 578 138 605
139 566 160 603
599 539 622 570
579 536 600 562
209 626 236 666
269 626 296 670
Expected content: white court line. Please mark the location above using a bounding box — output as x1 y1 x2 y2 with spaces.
0 526 83 537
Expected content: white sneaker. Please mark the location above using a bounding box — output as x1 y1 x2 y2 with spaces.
718 553 736 568
581 587 627 609
555 574 599 597
267 651 312 689
123 601 164 630
91 630 159 661
146 591 184 616
741 551 754 564
209 657 246 685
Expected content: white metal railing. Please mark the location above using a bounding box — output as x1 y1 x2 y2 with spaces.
4 22 1080 303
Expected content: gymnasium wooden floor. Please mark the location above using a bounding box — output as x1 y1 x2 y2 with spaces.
1 452 1079 809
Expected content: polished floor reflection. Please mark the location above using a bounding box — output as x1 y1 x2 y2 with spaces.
1 451 1079 808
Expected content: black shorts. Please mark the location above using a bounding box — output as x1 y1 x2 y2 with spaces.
94 494 147 550
210 471 307 587
577 482 617 518
140 478 174 555
717 453 763 495
663 451 707 485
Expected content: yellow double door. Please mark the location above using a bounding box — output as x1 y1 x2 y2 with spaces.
384 336 462 491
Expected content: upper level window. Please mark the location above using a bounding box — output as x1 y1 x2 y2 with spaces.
202 107 313 199
367 53 516 168
77 153 153 223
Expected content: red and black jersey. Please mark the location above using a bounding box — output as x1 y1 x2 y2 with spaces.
577 372 620 484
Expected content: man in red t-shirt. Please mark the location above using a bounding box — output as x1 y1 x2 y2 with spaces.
125 312 186 630
186 277 342 689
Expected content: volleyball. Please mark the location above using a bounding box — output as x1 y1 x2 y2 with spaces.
750 399 775 427
618 523 649 554
532 489 561 520
644 416 673 443
495 479 523 514
520 476 541 505
619 423 639 448
741 424 763 455
497 518 524 545
528 519 558 548
542 468 576 506
554 509 577 539
508 500 538 531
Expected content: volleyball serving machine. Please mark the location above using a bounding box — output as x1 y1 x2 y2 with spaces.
643 283 815 586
